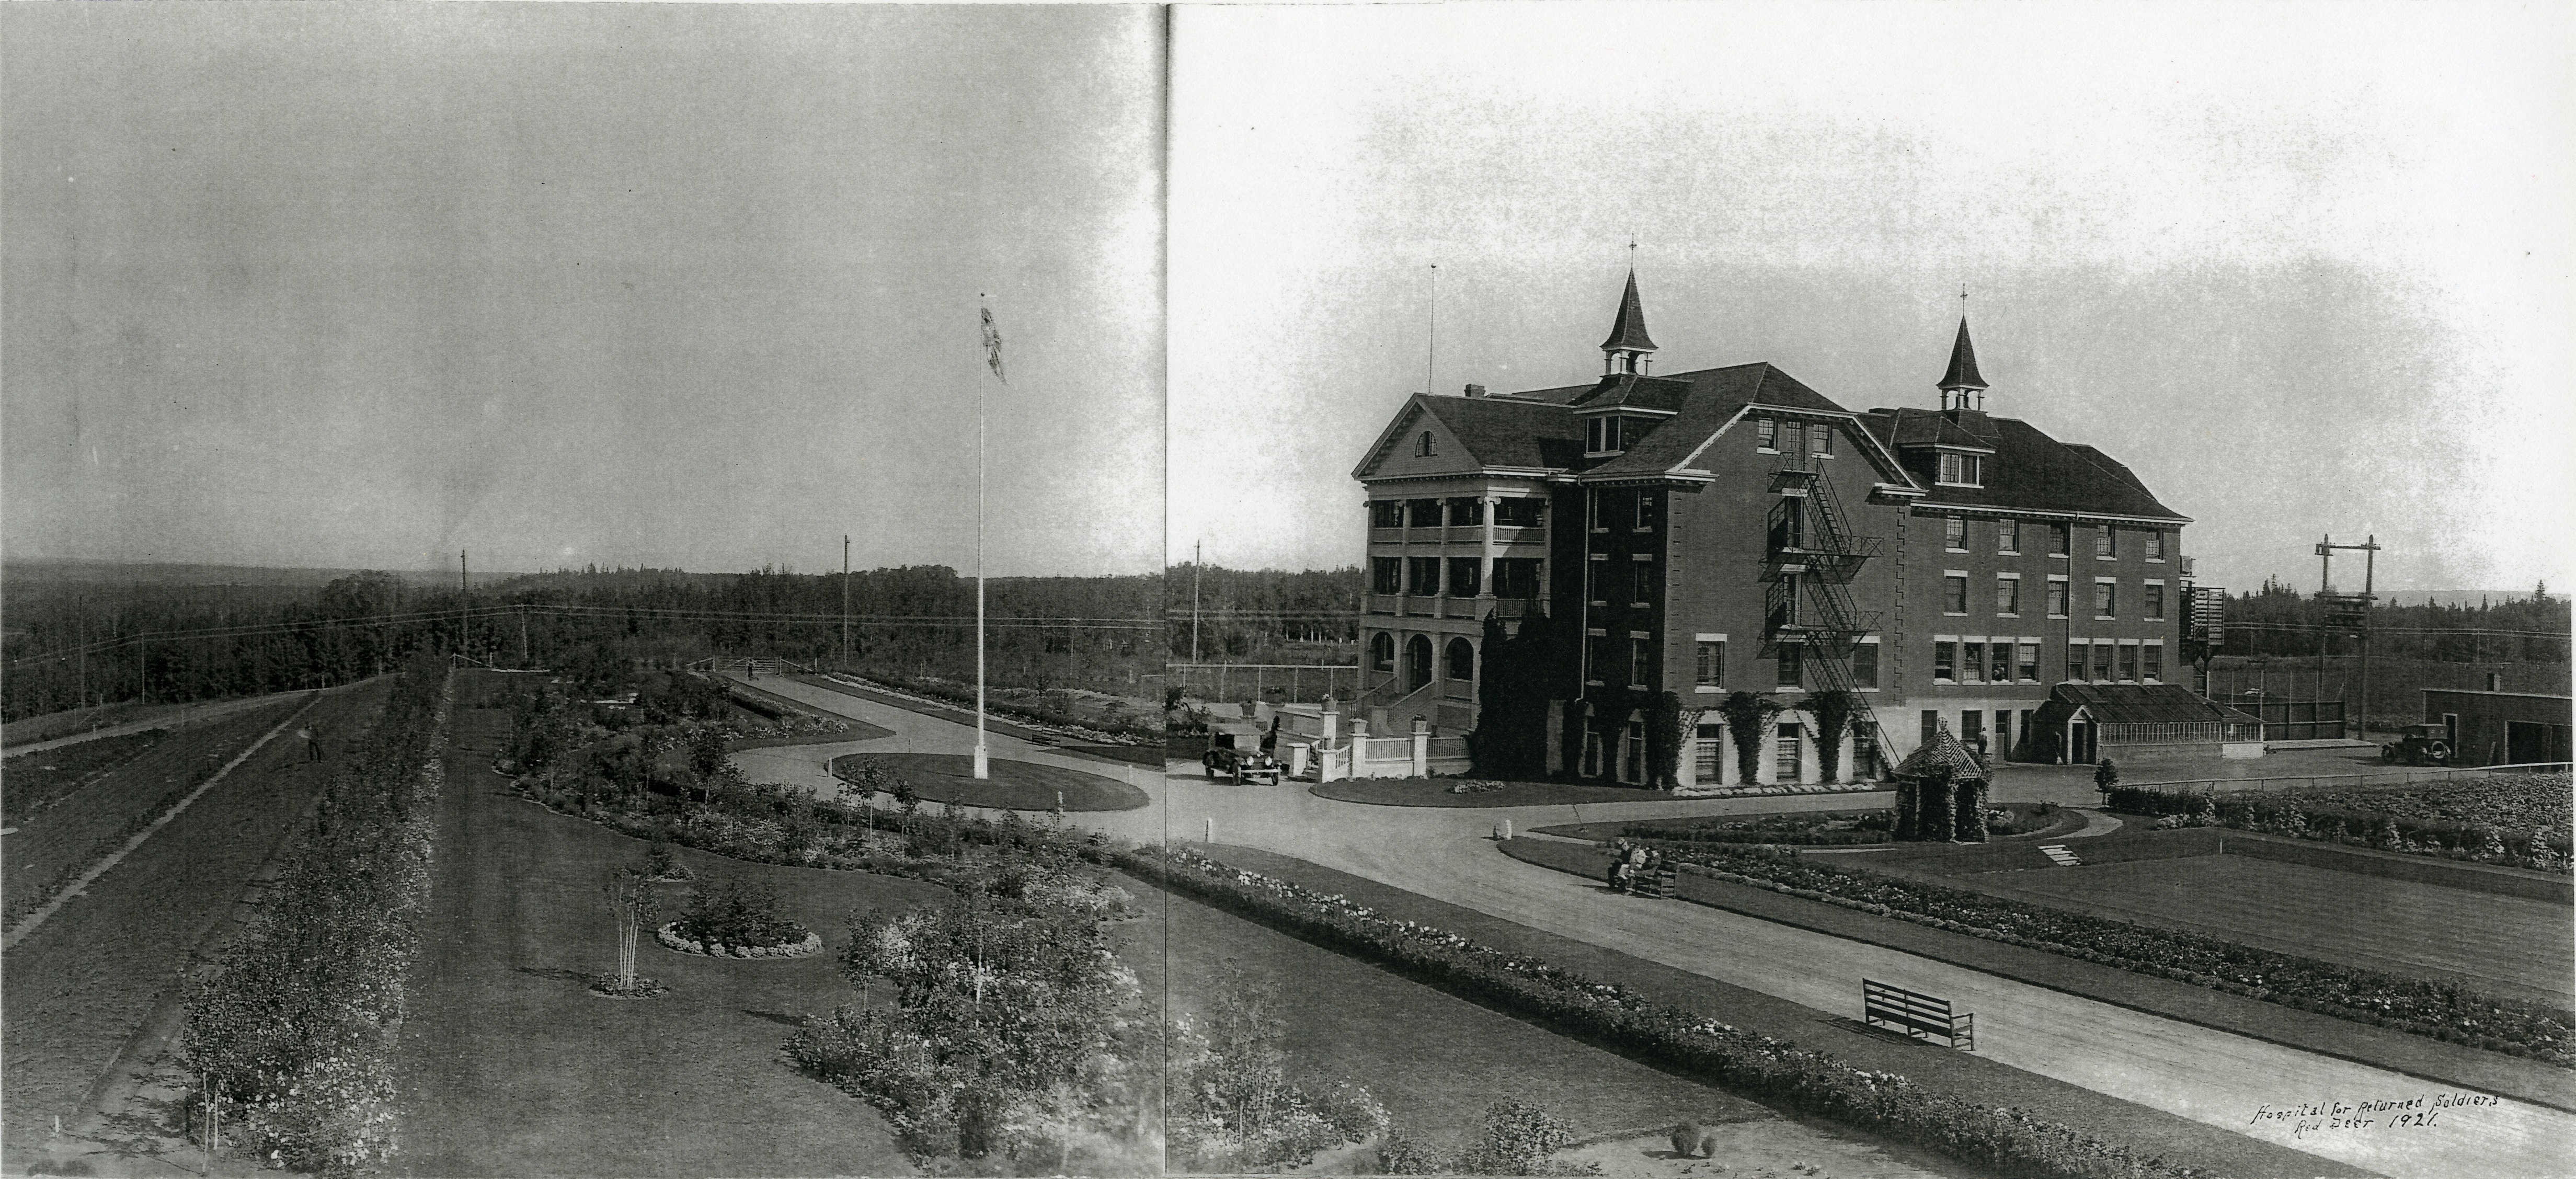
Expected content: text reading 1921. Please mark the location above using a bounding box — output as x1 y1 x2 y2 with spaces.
2249 1092 2502 1140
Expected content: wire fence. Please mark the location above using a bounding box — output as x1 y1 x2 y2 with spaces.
1170 662 1360 704
2122 761 2572 795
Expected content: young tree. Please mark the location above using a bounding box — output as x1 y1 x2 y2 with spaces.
601 866 654 992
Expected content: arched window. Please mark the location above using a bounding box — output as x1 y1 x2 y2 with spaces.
1416 430 1435 457
1446 637 1475 683
1369 632 1394 672
1406 635 1434 691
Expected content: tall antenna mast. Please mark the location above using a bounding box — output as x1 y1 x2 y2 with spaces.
841 534 852 667
1426 263 1438 395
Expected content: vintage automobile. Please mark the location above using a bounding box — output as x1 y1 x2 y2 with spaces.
2380 724 2454 766
1202 721 1284 784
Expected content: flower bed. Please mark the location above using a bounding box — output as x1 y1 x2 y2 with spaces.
179 658 451 1176
656 922 823 959
2107 773 2572 874
1654 842 2573 1066
1117 846 2218 1179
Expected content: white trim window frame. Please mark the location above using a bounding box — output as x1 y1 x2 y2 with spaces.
2143 578 2167 621
1932 634 1959 684
1995 517 2021 556
2045 573 2071 619
2016 637 2043 683
2094 576 2117 621
1943 570 1971 616
1995 571 2022 617
1943 514 1968 552
1851 634 1882 691
1693 633 1727 693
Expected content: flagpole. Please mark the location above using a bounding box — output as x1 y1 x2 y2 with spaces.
975 295 990 780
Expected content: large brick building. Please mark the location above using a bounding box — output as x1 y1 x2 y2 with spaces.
1350 271 2202 785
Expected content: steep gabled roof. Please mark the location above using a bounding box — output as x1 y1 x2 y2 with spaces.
1411 395 1585 471
1569 374 1694 413
1938 317 1987 390
1583 363 1888 480
1860 409 2188 522
1599 270 1657 353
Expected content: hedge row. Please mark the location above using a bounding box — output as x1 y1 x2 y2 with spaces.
179 661 450 1176
2106 775 2571 875
1116 846 2217 1179
1660 843 2574 1066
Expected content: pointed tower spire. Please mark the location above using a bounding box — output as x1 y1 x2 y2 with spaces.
1600 250 1658 375
1937 287 1987 410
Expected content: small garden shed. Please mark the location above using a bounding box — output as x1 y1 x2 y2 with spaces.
1891 727 1990 842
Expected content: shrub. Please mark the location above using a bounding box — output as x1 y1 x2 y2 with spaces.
674 874 808 951
1123 847 2222 1179
180 657 450 1176
1655 841 2575 1065
2104 773 2573 874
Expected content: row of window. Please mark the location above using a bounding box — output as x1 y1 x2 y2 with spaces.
1366 632 1476 680
1935 452 1986 487
1754 417 1835 456
1942 574 2165 620
1369 497 1546 529
1369 556 1544 598
1931 637 2163 685
1585 554 1657 605
1585 635 1884 692
1938 516 2170 560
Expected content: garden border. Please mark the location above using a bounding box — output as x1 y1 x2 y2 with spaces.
1500 837 2576 1114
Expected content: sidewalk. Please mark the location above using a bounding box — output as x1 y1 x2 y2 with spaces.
1184 844 2372 1179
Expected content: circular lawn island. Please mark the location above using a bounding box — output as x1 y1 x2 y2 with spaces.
831 752 1150 812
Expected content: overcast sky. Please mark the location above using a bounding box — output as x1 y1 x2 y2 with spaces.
1169 1 2575 596
4 3 1163 578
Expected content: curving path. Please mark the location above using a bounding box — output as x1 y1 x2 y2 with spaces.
734 673 2576 1179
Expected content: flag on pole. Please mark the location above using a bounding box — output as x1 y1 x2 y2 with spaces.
979 304 1006 383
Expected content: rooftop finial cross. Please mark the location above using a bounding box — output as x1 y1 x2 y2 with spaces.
1961 283 1969 312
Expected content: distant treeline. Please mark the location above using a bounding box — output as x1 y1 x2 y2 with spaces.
2 564 1161 721
1163 563 1363 658
2217 578 2569 664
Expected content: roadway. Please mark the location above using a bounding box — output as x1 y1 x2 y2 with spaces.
734 673 2576 1179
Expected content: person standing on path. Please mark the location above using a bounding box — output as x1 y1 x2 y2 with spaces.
300 727 320 762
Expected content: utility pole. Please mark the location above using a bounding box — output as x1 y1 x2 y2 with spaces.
2314 533 2382 739
1191 540 1204 665
460 550 470 661
842 534 852 669
519 603 530 668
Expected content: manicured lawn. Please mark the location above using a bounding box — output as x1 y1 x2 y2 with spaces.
1209 844 2378 1179
1499 837 2576 1115
1537 803 2085 845
1952 854 2575 1009
790 674 1164 768
391 697 947 1178
1311 775 1694 808
829 752 1149 811
1112 875 1974 1174
2 683 385 1167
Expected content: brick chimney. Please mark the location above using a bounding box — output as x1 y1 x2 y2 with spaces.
2487 672 2504 692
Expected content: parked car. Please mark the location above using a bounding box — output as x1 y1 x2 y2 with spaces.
1203 722 1283 784
2380 724 2453 766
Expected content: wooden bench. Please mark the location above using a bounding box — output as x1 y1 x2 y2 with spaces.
1863 978 1975 1050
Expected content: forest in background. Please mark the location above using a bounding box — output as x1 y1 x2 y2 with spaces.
1 563 1160 722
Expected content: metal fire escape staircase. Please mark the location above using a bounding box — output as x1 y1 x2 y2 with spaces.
1762 452 1886 759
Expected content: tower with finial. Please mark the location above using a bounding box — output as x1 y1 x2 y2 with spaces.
1938 285 1987 411
1600 243 1657 376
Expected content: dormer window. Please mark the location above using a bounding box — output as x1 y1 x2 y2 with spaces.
1585 415 1629 455
1936 452 1985 487
1415 430 1436 457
